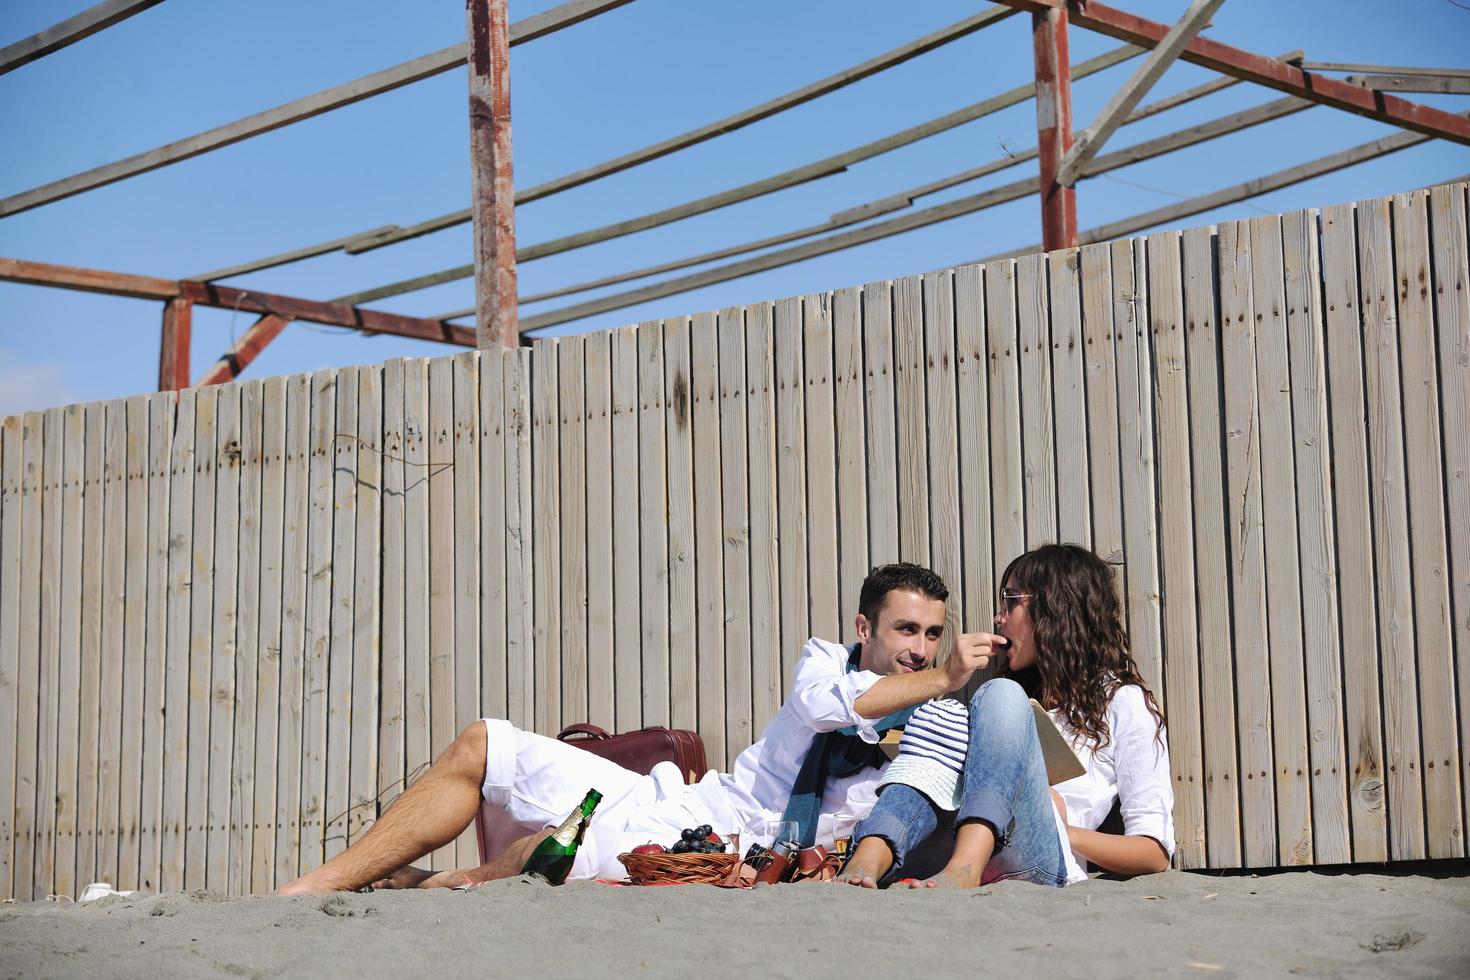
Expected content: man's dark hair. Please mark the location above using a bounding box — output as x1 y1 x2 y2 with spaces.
857 562 949 627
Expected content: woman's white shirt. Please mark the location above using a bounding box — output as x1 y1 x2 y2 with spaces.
1050 683 1175 883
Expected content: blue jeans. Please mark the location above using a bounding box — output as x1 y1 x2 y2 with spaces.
853 678 1069 887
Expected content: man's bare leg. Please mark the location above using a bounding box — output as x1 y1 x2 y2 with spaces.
275 722 490 895
374 828 554 890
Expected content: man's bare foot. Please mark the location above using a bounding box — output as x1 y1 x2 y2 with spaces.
371 865 437 890
839 837 894 889
273 869 352 897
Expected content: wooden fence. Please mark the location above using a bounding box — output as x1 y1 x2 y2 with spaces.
1 181 1467 899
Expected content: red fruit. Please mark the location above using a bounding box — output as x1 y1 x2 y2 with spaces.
705 833 723 844
631 843 666 855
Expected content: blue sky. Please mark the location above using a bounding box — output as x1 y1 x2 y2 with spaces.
1 0 1467 415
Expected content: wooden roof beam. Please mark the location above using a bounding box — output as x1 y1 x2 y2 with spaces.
0 0 637 219
0 0 164 76
1346 75 1470 96
1055 0 1225 188
992 0 1470 146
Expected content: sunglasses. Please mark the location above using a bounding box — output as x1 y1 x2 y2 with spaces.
998 589 1034 612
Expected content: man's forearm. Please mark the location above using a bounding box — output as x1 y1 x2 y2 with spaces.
852 668 954 720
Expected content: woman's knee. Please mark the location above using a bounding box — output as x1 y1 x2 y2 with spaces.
968 677 1029 716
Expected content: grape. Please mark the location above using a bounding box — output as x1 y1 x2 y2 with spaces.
671 840 691 854
695 824 712 838
680 828 697 842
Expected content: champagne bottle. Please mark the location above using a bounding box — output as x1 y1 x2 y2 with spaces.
519 788 603 885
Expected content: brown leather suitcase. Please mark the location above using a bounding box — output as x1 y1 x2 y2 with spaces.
473 724 710 864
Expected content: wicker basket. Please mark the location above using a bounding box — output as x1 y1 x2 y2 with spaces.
618 850 738 885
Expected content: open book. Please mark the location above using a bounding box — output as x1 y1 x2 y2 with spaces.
879 698 1085 786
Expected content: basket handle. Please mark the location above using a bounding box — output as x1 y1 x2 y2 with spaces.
556 723 611 742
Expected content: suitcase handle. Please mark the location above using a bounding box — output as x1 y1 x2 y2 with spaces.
556 723 611 741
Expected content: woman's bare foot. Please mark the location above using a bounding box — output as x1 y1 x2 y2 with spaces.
908 859 984 889
371 865 437 890
839 837 895 889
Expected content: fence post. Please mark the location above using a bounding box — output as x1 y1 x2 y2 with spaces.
1031 5 1077 251
466 0 518 347
157 297 192 391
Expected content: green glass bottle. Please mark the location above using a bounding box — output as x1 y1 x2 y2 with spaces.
519 788 603 885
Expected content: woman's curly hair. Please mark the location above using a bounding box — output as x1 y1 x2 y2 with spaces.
1002 544 1164 747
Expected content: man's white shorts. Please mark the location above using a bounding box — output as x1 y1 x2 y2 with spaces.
480 719 744 880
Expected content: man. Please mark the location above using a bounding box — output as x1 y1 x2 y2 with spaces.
277 562 1002 894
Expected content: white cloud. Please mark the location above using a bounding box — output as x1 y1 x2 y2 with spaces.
0 357 84 418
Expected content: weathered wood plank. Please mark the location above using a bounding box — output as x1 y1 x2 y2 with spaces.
1218 220 1277 866
182 388 220 891
1077 246 1125 604
582 334 615 731
0 417 23 898
863 282 899 566
745 303 781 735
377 361 408 821
954 265 994 638
558 338 589 729
425 358 454 870
662 319 697 732
1110 240 1164 708
324 369 359 865
229 380 265 893
205 384 240 889
299 370 336 873
53 403 84 899
113 397 148 891
894 275 930 565
250 377 287 892
802 293 841 649
691 313 726 764
1146 231 1205 869
505 348 535 729
985 260 1025 596
1427 183 1470 841
718 307 753 765
450 352 480 866
531 341 562 736
1016 253 1057 547
12 413 44 898
1180 224 1241 868
1319 203 1388 862
1248 214 1313 866
159 391 195 892
610 328 643 731
273 374 311 885
775 297 811 698
400 360 433 806
636 324 670 727
1356 195 1426 861
1048 250 1091 547
75 402 105 891
1282 209 1351 865
138 394 172 892
1391 190 1463 858
478 351 509 725
350 367 383 848
922 271 962 633
833 287 868 631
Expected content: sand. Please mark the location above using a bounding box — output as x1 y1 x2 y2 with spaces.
2 869 1468 979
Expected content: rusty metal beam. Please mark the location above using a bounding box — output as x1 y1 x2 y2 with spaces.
1055 0 1225 187
1031 5 1077 250
466 0 518 347
994 0 1470 146
0 0 164 76
0 256 476 347
195 315 291 387
158 298 192 392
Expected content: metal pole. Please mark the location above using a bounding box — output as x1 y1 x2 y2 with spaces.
1032 5 1077 251
467 0 518 347
158 297 192 391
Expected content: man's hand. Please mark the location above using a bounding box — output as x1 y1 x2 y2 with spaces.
943 631 1003 691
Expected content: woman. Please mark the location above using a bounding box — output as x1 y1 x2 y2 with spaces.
841 544 1173 888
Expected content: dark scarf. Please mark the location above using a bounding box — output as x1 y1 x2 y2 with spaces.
778 645 917 848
